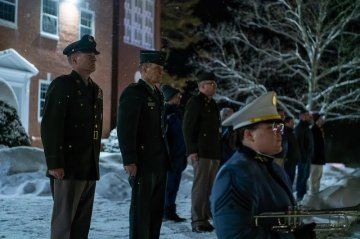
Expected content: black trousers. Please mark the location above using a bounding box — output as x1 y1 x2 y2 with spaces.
164 167 183 215
129 168 167 239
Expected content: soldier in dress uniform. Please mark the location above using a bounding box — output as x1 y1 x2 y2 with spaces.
161 84 187 222
41 34 103 239
182 72 221 233
210 92 316 239
117 50 169 239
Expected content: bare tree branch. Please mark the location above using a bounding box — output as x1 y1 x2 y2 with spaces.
192 0 360 120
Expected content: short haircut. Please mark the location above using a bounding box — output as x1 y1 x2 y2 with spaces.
312 112 322 122
299 109 309 115
220 107 234 121
284 116 293 123
235 123 260 147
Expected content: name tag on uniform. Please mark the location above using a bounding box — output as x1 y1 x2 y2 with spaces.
97 89 103 100
148 102 156 107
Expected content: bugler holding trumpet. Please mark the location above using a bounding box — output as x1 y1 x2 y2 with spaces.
210 92 316 239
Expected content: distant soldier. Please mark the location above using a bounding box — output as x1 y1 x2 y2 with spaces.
283 116 301 184
309 112 326 195
183 72 221 233
161 84 187 222
220 107 236 166
295 110 314 201
41 35 103 238
117 50 168 239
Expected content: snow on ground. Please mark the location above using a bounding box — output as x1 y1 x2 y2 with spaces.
0 146 360 238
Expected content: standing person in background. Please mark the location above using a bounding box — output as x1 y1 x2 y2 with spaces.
309 112 326 195
117 50 169 239
283 116 301 185
180 80 198 112
220 107 236 167
41 35 103 239
211 91 315 239
274 108 286 166
277 108 286 121
295 110 314 201
160 84 187 222
183 72 221 233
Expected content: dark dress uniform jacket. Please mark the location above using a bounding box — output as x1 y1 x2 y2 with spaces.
295 120 314 163
164 103 187 171
117 79 168 171
283 126 301 182
182 92 221 159
41 71 103 180
311 124 325 165
283 127 300 161
211 146 296 239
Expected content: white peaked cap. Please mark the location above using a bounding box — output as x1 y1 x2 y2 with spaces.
222 91 281 130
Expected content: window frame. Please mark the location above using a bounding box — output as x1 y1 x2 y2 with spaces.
37 79 50 122
0 0 18 29
79 8 95 39
123 0 155 49
40 0 59 40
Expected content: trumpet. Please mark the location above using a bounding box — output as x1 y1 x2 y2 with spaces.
254 203 360 233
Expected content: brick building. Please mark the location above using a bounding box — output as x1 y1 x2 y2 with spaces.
0 0 162 147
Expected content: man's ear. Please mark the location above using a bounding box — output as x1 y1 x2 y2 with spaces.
244 128 255 142
143 63 151 71
69 54 78 65
198 82 204 90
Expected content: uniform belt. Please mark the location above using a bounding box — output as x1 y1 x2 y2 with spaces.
93 130 99 140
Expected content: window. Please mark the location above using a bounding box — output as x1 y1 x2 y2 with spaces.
41 0 59 39
0 0 17 28
80 8 95 38
38 80 50 121
124 0 155 49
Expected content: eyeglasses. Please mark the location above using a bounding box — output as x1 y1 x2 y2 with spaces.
249 122 284 135
272 123 284 135
204 81 217 86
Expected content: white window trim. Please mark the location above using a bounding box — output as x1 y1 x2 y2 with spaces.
79 8 95 39
0 0 18 29
123 0 155 50
40 0 59 40
37 79 50 122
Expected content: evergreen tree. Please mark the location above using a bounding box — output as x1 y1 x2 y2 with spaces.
0 101 31 147
161 0 202 80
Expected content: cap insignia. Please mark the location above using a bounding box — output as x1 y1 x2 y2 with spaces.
272 94 276 106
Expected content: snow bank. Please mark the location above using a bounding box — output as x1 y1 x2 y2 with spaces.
0 147 134 201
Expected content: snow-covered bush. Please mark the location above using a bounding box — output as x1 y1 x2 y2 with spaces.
102 128 120 153
0 101 30 147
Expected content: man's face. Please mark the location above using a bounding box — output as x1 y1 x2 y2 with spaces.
72 52 97 73
316 116 325 126
301 112 311 122
285 119 295 129
142 63 164 85
169 92 182 105
221 108 234 121
199 80 217 97
247 122 283 155
278 110 285 121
